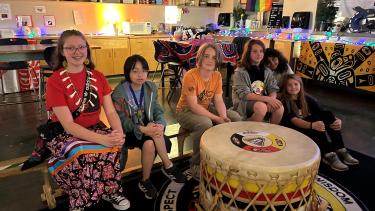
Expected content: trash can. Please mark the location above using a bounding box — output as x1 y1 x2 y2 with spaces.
1 70 20 94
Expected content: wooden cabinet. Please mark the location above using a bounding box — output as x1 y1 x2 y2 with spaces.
93 48 114 75
88 37 130 76
113 48 130 75
129 36 169 72
85 35 168 76
274 40 294 62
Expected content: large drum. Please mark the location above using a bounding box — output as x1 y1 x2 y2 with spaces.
199 122 320 211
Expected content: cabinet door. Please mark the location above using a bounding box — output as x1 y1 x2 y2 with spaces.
113 48 131 75
274 40 293 62
94 49 114 76
91 49 97 66
130 38 149 56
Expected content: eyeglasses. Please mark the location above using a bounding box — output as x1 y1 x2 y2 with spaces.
63 45 87 53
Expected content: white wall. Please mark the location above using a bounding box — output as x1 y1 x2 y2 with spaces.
338 0 374 17
282 0 318 31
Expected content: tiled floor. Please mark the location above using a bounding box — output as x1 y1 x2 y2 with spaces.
0 73 374 211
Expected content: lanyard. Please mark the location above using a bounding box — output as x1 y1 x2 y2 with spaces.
129 84 144 110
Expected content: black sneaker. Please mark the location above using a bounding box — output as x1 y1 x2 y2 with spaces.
102 194 130 210
138 179 157 199
162 165 187 183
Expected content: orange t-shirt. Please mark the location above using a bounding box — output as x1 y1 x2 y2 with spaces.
176 68 223 112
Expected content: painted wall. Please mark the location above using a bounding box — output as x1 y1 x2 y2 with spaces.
0 0 216 34
282 0 318 31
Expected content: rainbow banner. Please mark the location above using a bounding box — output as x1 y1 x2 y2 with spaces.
246 0 272 12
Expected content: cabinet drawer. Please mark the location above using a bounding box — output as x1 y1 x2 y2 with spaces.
89 38 129 49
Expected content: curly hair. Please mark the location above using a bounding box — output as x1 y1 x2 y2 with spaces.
263 48 289 74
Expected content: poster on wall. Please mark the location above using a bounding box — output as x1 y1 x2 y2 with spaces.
0 3 11 20
44 15 56 27
296 42 375 92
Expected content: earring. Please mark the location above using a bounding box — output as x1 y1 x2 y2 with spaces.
84 58 90 65
62 60 67 68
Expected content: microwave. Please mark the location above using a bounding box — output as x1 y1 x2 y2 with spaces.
122 22 152 35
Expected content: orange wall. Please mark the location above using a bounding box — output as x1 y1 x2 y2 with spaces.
0 0 217 34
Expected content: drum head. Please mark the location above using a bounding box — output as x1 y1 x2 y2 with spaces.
201 121 320 173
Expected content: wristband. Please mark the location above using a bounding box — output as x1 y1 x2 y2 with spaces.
310 122 313 129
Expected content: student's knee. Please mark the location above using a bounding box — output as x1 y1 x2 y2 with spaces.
275 105 284 114
195 117 213 130
227 110 242 122
253 102 268 116
143 140 155 153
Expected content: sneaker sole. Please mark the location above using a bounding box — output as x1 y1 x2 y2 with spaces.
138 182 155 200
161 168 186 183
343 160 359 166
112 200 131 210
322 159 349 171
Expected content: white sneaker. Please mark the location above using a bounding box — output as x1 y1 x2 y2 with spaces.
102 194 130 210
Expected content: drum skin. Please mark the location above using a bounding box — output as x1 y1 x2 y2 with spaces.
199 122 321 210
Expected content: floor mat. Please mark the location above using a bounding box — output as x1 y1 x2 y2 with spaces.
47 150 373 211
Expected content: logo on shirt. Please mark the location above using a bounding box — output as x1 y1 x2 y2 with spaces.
197 90 214 104
251 80 265 95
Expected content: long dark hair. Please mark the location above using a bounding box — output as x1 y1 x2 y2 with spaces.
263 48 289 74
280 74 309 118
123 54 149 82
239 39 265 70
53 29 95 71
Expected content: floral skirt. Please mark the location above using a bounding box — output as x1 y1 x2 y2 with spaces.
46 124 123 210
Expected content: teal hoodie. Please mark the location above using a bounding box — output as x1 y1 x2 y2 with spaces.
111 80 166 140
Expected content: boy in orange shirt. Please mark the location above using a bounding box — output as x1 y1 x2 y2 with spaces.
176 43 242 180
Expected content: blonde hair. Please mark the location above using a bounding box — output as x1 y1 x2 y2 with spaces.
195 43 222 70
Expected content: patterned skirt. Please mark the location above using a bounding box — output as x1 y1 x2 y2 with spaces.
46 124 123 210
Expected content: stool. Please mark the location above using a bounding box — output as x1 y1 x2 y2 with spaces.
165 62 184 102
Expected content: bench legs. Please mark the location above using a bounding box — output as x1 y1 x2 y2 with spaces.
177 127 190 157
40 166 64 209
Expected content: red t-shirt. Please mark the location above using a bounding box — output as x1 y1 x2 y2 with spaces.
46 68 112 128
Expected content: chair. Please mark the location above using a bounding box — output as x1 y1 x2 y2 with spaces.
39 46 56 103
224 37 251 96
0 38 37 95
151 40 169 82
152 40 184 102
232 37 251 60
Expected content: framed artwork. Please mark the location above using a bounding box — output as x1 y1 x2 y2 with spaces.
0 3 12 20
34 6 46 14
44 15 56 27
16 15 33 27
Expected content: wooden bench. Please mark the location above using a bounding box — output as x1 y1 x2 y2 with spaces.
0 123 190 209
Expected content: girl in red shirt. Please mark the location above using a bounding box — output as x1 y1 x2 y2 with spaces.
45 30 129 211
